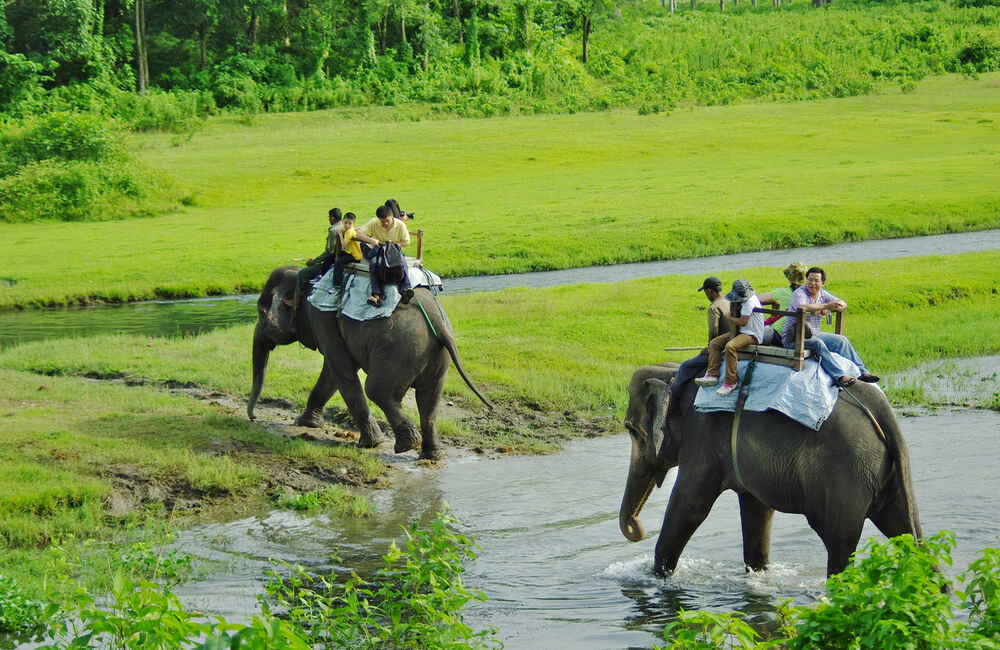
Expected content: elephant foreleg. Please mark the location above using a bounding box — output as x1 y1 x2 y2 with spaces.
738 493 774 572
654 475 722 576
296 358 340 428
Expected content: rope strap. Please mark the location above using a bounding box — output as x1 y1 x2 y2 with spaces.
414 297 439 340
839 384 887 443
729 354 757 487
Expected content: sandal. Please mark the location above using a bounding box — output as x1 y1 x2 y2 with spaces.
858 372 880 383
836 376 857 387
367 295 382 307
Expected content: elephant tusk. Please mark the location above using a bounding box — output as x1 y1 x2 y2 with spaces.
632 478 656 522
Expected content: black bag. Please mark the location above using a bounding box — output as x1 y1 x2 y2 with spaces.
375 243 406 284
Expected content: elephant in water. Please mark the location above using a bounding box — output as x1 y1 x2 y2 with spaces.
249 265 492 460
619 363 922 576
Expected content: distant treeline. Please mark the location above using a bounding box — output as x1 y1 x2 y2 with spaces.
1 0 998 129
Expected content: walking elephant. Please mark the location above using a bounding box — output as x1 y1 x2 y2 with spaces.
248 265 492 460
619 363 922 576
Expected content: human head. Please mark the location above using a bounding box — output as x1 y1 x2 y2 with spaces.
725 279 754 303
329 207 342 225
783 262 807 288
385 198 401 220
697 276 722 300
376 204 393 228
343 212 356 227
806 267 827 281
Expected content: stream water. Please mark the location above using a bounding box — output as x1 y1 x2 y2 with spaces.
165 409 1000 649
2 229 998 349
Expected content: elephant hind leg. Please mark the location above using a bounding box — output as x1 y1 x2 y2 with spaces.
807 513 864 576
869 493 920 540
365 379 419 455
414 376 446 461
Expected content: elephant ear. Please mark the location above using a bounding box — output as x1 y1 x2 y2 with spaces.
641 378 669 462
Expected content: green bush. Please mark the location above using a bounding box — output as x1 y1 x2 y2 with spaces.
0 112 122 171
263 510 501 649
0 575 50 633
658 532 1000 649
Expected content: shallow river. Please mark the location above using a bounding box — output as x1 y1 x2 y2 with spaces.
168 408 999 649
2 229 998 349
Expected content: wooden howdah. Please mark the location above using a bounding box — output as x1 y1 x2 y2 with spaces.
736 308 843 371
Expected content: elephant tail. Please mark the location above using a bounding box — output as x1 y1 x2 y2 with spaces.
416 295 494 411
865 389 923 541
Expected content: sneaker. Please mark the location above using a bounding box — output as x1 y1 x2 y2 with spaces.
716 383 736 396
694 375 719 387
858 372 880 383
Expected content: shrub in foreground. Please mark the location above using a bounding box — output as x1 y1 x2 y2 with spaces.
660 531 1000 649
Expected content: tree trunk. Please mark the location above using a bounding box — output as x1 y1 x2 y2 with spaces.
812 0 824 6
198 23 208 68
670 0 676 13
581 15 590 63
453 0 463 43
720 0 725 11
132 0 148 93
248 10 259 48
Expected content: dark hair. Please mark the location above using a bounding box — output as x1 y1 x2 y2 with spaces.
806 266 826 281
385 198 401 220
376 204 391 220
329 207 342 221
343 211 356 222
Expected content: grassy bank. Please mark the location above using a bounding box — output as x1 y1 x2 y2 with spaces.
0 250 996 605
0 73 998 309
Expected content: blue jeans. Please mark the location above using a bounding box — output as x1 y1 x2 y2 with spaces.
787 332 867 381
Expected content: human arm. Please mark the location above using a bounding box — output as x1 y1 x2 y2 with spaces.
799 291 846 313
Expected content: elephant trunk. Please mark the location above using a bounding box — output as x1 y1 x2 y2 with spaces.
619 441 657 542
248 323 276 420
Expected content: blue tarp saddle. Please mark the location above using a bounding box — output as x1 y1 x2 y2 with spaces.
693 354 881 431
307 263 443 320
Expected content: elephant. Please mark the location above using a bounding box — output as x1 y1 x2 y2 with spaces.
619 363 922 577
248 265 492 460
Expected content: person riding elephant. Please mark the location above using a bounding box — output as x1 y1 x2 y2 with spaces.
620 363 922 577
783 266 879 387
250 265 492 460
667 276 738 416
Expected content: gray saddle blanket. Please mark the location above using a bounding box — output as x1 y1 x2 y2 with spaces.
307 264 443 320
693 354 877 431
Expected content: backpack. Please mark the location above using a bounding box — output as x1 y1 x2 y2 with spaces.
375 243 406 284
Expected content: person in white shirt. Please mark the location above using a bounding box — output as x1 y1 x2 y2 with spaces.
694 279 764 396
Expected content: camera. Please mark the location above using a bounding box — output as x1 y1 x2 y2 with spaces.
403 211 415 219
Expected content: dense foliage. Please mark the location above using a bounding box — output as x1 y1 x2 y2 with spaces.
0 112 178 223
1 0 998 126
660 532 1000 649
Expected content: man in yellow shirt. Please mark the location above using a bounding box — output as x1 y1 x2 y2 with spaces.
361 205 413 306
359 204 411 247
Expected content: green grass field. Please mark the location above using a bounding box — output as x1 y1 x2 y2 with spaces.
0 73 997 309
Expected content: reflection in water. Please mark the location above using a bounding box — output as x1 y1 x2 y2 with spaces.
161 410 997 649
2 229 998 349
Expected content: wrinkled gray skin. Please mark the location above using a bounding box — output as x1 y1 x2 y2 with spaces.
249 266 492 460
620 363 922 577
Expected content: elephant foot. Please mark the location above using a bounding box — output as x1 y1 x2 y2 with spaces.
394 429 420 454
419 446 441 461
295 411 324 428
357 416 383 449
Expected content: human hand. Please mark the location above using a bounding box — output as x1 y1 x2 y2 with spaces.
306 258 314 266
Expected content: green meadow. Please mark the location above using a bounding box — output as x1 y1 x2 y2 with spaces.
1 73 998 309
0 250 996 587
